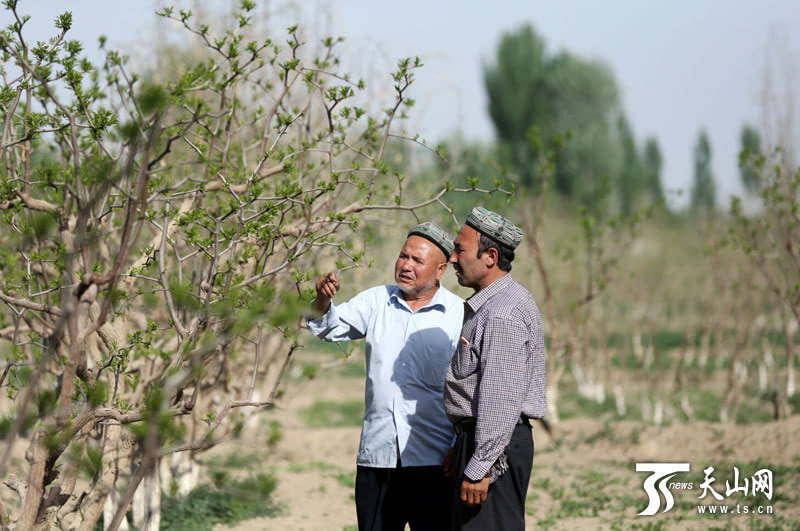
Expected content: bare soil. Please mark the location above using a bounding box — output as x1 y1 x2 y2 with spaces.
212 370 800 530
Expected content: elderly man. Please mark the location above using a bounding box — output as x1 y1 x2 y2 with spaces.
443 207 546 530
307 222 464 530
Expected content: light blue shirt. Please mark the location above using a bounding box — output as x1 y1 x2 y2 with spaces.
307 284 464 468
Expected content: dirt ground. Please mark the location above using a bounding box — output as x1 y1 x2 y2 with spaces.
3 360 797 530
209 368 800 531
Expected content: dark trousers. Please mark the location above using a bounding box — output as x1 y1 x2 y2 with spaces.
356 464 449 531
449 423 533 530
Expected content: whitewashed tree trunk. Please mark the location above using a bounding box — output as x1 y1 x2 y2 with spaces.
613 384 626 416
641 395 652 423
103 488 129 531
132 463 161 531
170 451 199 496
592 380 605 404
632 332 644 362
684 344 695 368
653 398 663 426
546 383 560 424
680 394 695 421
571 364 591 399
699 332 709 368
643 345 654 369
735 361 748 385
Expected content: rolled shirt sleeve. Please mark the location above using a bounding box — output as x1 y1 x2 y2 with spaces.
306 290 374 342
464 317 528 482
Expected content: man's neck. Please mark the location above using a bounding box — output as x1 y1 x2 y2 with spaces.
401 284 439 312
474 270 508 293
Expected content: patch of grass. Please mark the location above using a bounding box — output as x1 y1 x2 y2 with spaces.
334 471 356 489
734 398 773 424
611 350 641 370
288 461 356 491
651 329 686 351
300 399 364 428
92 473 280 531
688 389 723 422
267 420 284 446
160 473 279 531
787 392 800 414
205 451 261 470
288 460 341 473
628 522 668 530
537 513 557 529
583 421 617 445
558 389 619 420
533 476 551 490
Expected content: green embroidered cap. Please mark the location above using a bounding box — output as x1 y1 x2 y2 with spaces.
407 221 455 259
465 206 523 249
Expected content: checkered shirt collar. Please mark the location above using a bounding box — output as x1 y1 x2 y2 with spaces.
464 273 513 313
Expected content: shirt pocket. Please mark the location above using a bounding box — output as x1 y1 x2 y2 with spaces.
450 336 479 379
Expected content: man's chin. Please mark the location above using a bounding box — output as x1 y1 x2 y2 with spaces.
396 283 412 294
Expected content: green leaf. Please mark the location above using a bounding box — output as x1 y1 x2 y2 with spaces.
136 82 169 115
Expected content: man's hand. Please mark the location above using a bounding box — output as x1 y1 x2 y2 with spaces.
461 476 490 507
313 272 339 314
442 448 455 477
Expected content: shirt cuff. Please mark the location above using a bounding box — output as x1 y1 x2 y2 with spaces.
306 301 336 333
464 457 491 482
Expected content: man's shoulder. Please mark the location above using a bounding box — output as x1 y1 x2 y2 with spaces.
437 284 465 306
435 285 466 319
482 279 540 323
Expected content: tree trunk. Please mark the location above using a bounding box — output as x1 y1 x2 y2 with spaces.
18 437 47 530
132 463 160 531
78 424 128 531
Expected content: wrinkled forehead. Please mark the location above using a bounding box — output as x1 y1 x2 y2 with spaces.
401 235 445 261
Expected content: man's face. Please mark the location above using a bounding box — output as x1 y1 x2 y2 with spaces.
395 235 447 297
450 225 487 289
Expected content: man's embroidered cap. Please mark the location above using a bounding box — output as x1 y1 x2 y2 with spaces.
407 221 455 259
465 207 523 250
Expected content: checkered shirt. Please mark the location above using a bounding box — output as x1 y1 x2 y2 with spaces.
444 274 546 482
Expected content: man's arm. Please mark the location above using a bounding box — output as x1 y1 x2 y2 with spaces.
306 272 372 342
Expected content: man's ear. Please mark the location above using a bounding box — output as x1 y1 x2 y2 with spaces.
485 246 499 268
436 261 447 280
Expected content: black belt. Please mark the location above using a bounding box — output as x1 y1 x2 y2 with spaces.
452 420 475 434
452 417 531 434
